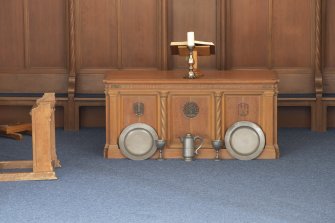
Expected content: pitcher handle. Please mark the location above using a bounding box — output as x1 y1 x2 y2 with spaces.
194 136 204 155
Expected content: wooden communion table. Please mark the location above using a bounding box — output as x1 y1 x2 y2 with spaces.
104 70 279 160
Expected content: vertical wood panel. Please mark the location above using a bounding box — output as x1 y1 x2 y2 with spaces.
169 94 213 147
224 95 261 128
278 107 311 128
327 108 335 127
80 107 105 127
120 95 158 129
325 0 335 69
272 0 313 68
228 0 269 68
323 0 335 93
28 0 67 68
120 0 158 68
169 0 217 69
277 72 314 93
0 0 25 68
77 0 118 69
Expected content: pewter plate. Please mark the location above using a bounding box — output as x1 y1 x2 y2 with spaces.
118 123 158 160
224 121 265 160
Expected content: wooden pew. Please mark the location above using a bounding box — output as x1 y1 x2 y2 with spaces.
0 93 61 182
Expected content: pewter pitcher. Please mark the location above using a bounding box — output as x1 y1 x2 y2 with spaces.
180 133 204 161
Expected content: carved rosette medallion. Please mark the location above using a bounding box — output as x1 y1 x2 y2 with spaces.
183 102 199 118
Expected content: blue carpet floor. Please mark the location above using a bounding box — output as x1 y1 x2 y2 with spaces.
0 128 335 223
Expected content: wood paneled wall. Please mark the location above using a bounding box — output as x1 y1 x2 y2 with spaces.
324 0 335 93
168 0 220 69
74 0 164 93
226 0 316 93
0 0 68 93
0 0 334 128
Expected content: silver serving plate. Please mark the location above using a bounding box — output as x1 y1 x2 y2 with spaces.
118 123 158 160
224 121 265 160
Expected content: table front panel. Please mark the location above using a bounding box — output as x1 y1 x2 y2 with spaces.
168 93 215 148
119 93 159 132
224 94 262 130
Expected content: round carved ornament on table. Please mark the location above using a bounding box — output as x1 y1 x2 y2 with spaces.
183 102 199 118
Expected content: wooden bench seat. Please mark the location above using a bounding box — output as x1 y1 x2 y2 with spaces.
0 93 68 128
278 94 318 131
